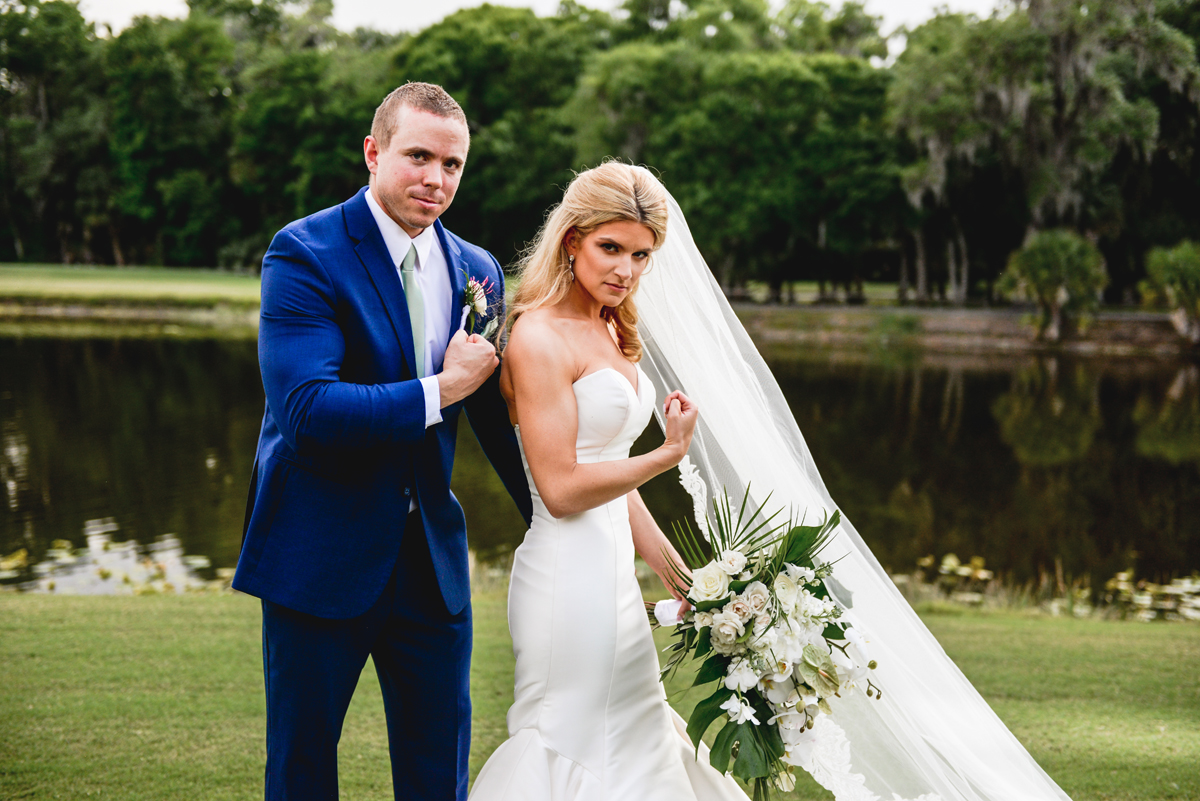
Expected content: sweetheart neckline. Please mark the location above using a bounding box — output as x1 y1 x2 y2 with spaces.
573 365 642 397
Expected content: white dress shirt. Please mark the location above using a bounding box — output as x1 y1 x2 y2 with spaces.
365 188 453 430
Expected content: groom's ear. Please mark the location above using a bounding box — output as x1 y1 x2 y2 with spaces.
364 136 380 175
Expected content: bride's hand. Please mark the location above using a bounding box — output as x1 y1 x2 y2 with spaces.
661 391 698 464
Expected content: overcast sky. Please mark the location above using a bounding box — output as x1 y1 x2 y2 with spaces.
80 0 1001 39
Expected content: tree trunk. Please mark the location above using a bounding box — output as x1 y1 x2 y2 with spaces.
898 246 910 305
946 239 959 305
956 227 970 306
110 223 126 267
914 228 929 303
1044 301 1062 342
769 277 783 304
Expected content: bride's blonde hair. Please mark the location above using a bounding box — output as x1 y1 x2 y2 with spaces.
507 161 669 362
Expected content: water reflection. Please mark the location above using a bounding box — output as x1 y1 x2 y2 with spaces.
993 358 1101 467
1 333 1197 596
13 517 223 594
1134 365 1200 465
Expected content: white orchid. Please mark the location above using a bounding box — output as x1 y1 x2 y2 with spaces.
720 695 760 726
785 563 817 584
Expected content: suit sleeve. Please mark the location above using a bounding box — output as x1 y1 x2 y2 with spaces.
258 228 427 453
463 254 534 525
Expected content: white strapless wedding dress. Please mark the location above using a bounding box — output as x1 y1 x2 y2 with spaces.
469 365 749 801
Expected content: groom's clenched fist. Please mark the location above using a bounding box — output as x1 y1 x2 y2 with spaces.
438 329 499 407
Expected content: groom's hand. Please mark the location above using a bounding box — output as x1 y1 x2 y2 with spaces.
438 330 499 408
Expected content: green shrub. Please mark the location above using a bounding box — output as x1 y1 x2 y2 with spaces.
998 230 1107 341
1145 240 1200 344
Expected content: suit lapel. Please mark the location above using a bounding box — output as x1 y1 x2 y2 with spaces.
343 187 418 380
436 219 466 341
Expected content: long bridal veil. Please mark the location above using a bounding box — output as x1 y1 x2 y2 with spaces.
636 189 1072 801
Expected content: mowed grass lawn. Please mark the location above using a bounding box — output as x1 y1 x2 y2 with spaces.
1 593 1197 801
0 265 261 305
0 264 904 309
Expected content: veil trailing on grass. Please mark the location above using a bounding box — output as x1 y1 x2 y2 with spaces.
636 189 1072 801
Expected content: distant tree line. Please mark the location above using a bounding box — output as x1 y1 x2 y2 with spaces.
2 0 1199 304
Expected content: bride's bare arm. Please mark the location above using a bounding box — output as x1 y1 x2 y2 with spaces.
628 489 692 610
506 315 697 519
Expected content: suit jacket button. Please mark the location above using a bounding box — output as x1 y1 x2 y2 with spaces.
403 487 411 497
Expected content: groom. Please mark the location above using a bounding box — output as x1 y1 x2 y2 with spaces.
234 82 532 800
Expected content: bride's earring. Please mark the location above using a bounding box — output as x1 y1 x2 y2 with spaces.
568 254 576 281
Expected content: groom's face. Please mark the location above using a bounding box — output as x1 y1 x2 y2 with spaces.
365 106 470 237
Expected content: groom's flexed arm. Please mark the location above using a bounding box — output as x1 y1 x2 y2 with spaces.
258 228 428 453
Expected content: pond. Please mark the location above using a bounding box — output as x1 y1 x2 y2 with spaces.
1 332 1197 594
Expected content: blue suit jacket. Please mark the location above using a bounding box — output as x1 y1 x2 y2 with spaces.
233 187 532 619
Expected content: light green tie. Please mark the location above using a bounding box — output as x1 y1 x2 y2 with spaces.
400 244 425 378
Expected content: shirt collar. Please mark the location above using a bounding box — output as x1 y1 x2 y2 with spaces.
365 187 437 269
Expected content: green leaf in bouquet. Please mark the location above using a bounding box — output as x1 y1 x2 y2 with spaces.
687 686 735 751
694 597 730 613
781 510 840 567
748 693 785 760
709 720 739 774
797 643 840 697
818 697 833 716
670 519 710 571
661 546 693 598
732 724 770 782
728 579 751 594
693 655 729 687
695 625 713 657
822 622 846 641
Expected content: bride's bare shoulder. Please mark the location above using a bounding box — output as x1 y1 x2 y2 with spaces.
506 310 573 378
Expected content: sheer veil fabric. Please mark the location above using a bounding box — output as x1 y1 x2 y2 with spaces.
635 189 1073 801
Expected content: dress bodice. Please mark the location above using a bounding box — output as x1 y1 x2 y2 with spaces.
516 365 655 519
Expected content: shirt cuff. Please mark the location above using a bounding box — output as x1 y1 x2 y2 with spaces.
420 375 443 428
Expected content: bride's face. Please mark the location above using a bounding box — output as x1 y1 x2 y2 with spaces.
565 220 656 308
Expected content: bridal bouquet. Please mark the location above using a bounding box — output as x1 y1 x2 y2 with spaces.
652 487 881 799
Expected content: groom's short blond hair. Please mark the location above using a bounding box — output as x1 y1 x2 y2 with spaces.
371 82 468 151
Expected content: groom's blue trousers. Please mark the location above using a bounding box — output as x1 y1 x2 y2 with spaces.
260 512 472 801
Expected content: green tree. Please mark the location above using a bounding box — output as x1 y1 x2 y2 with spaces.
1145 239 1200 342
999 228 1108 340
0 0 109 263
227 0 396 267
106 14 236 265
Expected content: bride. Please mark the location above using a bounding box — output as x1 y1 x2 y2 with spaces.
471 162 1072 801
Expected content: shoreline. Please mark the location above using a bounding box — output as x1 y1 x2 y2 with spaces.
1 295 1193 360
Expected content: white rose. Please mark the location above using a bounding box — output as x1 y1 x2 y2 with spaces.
773 573 799 613
469 285 488 315
743 581 771 614
727 595 754 623
694 610 714 630
724 658 761 692
688 562 731 603
715 549 748 576
749 623 778 654
710 608 745 655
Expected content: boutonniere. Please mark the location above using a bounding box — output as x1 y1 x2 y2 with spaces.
459 271 499 339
